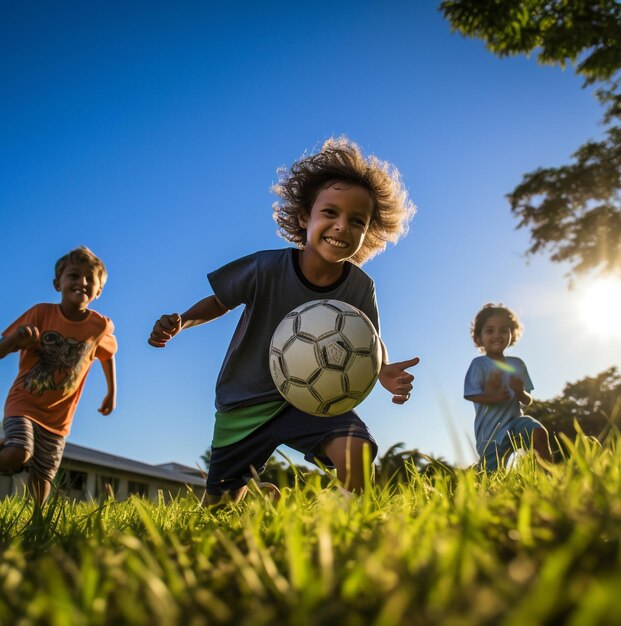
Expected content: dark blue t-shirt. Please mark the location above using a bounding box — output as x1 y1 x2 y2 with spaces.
208 248 380 412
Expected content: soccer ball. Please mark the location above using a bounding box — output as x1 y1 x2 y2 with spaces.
269 299 382 416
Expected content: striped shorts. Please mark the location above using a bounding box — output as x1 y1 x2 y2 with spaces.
2 416 66 482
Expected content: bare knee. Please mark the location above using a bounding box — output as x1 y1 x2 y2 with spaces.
532 428 552 461
0 445 30 470
323 436 374 493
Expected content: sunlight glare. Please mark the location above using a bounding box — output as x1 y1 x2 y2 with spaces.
578 277 621 340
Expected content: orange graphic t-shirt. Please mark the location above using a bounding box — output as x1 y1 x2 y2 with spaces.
3 303 117 436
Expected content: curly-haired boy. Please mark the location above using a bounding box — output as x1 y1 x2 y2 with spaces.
464 303 551 470
149 137 418 503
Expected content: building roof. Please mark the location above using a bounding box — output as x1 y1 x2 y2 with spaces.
156 462 205 478
63 442 205 486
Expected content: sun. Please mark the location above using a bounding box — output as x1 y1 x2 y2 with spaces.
578 277 621 339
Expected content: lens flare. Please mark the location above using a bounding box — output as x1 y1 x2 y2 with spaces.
495 360 517 374
578 277 621 340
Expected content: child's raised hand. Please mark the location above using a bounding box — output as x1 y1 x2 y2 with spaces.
484 370 502 391
484 370 510 402
148 314 182 348
13 324 40 349
509 375 524 394
379 357 420 405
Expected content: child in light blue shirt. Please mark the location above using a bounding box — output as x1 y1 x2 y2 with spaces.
464 303 551 470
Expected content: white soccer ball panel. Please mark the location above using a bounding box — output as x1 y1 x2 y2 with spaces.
339 314 377 350
271 316 296 352
312 368 346 402
297 304 339 337
282 338 321 381
285 384 323 415
346 355 380 394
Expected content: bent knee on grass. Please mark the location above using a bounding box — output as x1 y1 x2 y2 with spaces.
0 445 31 471
532 428 552 461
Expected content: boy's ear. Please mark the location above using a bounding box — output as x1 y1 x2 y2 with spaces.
53 278 61 292
298 212 309 229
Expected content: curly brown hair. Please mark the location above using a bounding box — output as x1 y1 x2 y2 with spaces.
271 136 415 265
470 303 524 350
55 246 108 286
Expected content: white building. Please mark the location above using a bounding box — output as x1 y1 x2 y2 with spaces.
0 441 206 502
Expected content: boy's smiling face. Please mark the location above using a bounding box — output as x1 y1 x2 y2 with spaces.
478 313 512 360
298 182 374 267
54 262 103 319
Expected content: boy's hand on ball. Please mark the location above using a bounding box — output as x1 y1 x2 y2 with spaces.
379 357 420 404
148 314 182 347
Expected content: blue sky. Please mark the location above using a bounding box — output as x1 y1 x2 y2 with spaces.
1 1 618 469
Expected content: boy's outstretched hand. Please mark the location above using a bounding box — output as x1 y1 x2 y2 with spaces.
148 314 182 348
379 357 420 404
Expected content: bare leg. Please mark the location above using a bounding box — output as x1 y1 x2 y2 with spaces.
253 481 281 501
323 436 372 493
532 428 552 463
204 485 247 506
28 474 51 507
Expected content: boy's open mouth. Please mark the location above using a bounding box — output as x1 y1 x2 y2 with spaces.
324 237 348 248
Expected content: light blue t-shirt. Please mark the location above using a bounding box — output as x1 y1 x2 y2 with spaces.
464 355 533 456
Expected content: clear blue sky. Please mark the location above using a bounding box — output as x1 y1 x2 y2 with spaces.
1 1 618 469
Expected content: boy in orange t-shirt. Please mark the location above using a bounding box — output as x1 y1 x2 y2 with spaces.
0 246 117 504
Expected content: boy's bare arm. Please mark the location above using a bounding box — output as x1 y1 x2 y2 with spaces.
98 356 117 415
148 296 229 347
465 391 511 404
0 325 40 359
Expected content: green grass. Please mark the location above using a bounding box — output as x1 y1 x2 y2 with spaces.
1 434 621 626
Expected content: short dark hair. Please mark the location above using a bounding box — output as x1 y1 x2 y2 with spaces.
471 303 523 350
55 246 108 286
271 136 415 265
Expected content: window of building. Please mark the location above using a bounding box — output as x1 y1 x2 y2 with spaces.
127 480 149 497
96 475 119 498
57 469 87 493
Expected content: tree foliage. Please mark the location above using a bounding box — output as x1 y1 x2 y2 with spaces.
440 0 621 84
508 118 621 276
530 366 621 455
440 0 621 278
